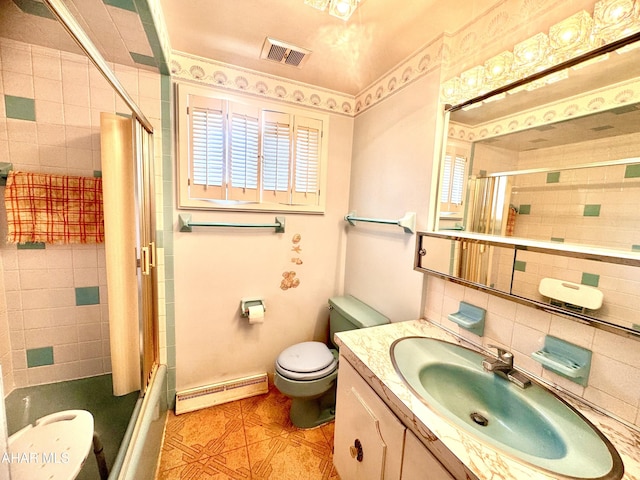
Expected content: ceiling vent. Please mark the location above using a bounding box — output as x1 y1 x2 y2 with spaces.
260 37 311 68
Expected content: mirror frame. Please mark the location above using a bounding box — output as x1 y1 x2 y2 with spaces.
424 31 640 340
415 231 640 338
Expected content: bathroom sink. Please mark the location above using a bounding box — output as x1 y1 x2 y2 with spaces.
390 336 623 480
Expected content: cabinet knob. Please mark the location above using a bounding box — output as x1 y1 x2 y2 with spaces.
418 248 427 256
349 438 363 462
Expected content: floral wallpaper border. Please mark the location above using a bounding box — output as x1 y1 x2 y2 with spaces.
170 51 358 116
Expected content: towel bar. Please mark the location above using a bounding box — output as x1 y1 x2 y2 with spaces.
344 211 416 234
178 214 285 233
0 162 13 185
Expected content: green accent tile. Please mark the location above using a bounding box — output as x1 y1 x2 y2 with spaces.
116 112 132 118
632 245 640 252
550 237 565 243
581 273 600 287
75 286 100 306
161 75 171 99
624 164 640 178
93 170 102 178
514 260 527 272
546 171 561 183
633 324 640 332
518 204 531 215
103 0 136 12
5 95 36 121
17 242 45 250
12 0 56 19
583 204 601 217
26 347 54 368
130 52 157 68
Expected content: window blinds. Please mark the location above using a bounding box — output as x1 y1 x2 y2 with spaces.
262 111 291 203
441 152 466 206
229 104 260 201
292 117 322 205
187 95 322 207
189 97 225 200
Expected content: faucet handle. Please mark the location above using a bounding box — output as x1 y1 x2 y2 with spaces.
487 344 513 362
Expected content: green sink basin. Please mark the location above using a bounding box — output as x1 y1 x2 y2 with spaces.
390 337 623 480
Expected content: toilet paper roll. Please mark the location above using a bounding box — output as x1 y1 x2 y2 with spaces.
247 304 265 324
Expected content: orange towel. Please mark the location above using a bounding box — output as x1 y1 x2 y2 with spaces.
5 171 104 244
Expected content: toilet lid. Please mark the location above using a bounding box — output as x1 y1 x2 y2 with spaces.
276 341 337 380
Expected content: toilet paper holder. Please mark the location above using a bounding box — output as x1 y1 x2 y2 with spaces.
241 298 266 317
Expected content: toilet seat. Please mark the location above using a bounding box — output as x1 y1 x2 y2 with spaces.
276 341 338 381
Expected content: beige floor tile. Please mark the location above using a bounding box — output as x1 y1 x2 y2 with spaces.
156 387 339 480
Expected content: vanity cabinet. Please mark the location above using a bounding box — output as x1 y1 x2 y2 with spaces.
334 355 454 480
401 429 454 480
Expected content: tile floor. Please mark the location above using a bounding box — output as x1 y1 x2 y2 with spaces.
156 386 341 480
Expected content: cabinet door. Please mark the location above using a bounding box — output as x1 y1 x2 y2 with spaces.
401 429 454 480
334 356 405 480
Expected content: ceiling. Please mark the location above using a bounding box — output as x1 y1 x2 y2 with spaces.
1 0 501 96
157 0 500 95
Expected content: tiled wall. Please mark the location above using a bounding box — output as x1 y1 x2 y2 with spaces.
0 37 165 392
467 131 640 330
423 275 640 428
511 131 640 251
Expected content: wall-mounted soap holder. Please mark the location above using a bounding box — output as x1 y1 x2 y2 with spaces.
447 301 485 336
531 335 592 386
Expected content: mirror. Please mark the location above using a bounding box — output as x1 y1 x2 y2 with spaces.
418 236 514 294
431 32 640 335
512 248 640 332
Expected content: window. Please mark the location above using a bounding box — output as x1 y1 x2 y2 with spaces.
177 84 328 212
440 142 469 217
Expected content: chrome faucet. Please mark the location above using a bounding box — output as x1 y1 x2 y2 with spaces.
482 345 531 389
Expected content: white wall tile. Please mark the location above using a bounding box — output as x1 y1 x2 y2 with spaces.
53 344 79 364
34 77 63 103
549 316 594 349
6 119 37 143
32 51 61 82
23 309 51 329
590 353 640 407
3 71 34 98
584 387 637 423
72 248 98 269
8 141 39 166
50 307 79 326
77 323 101 342
0 43 32 76
48 288 76 308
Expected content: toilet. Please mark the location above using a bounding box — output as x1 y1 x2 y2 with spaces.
274 295 389 428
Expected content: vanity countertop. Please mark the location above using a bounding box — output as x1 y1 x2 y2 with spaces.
334 319 640 480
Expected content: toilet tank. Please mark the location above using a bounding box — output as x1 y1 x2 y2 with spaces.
328 295 390 348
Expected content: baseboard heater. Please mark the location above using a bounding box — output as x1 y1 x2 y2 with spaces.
175 373 269 415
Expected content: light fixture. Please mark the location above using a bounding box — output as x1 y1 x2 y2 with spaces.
549 10 595 61
592 0 640 45
440 0 640 104
304 0 361 21
304 0 330 10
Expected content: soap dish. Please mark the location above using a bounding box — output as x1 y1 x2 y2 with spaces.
531 335 591 386
447 301 485 336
